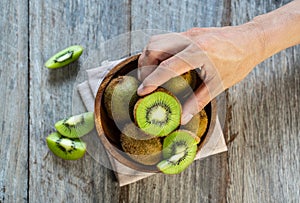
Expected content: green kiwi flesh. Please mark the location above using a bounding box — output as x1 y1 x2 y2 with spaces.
134 89 181 137
162 70 197 98
157 130 199 174
46 132 86 160
120 123 162 165
44 45 83 69
55 112 94 138
182 109 208 139
104 76 139 124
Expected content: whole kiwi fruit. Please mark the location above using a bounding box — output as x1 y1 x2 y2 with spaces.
162 70 198 99
120 123 162 165
182 109 208 139
104 76 139 125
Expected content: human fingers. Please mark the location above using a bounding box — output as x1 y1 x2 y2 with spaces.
180 83 211 125
138 33 191 81
137 48 201 96
181 65 225 125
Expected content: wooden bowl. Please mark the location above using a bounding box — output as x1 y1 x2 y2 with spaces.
94 54 217 173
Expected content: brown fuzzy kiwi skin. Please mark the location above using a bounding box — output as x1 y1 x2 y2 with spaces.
103 76 139 123
120 123 162 165
162 70 198 98
182 109 208 139
133 88 182 137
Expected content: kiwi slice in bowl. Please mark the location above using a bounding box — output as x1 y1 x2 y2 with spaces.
120 123 162 165
46 132 87 160
134 88 181 137
157 130 199 174
182 109 208 139
104 75 139 124
55 112 94 138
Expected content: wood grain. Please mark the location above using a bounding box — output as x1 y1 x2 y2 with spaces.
0 0 29 202
1 0 299 202
226 0 300 202
28 0 131 202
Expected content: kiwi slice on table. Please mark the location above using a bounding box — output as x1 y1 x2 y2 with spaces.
46 132 86 160
162 70 198 98
104 76 139 125
134 89 181 137
120 123 162 165
182 109 208 139
55 112 94 138
44 45 83 69
157 130 200 174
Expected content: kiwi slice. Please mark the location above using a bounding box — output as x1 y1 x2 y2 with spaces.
104 76 139 124
182 109 208 139
157 130 199 174
162 70 197 98
44 45 83 69
55 112 94 138
120 123 162 165
134 89 181 137
46 132 86 160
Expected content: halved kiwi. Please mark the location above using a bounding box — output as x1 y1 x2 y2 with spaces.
157 130 199 174
104 76 139 124
44 45 83 69
55 112 94 138
182 109 208 139
120 123 162 165
134 88 181 137
46 132 87 160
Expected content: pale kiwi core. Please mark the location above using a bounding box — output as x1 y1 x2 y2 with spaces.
148 106 169 123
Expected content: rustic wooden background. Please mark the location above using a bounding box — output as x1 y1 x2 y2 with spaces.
0 0 299 202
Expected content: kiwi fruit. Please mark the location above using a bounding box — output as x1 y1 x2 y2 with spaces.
162 70 198 98
134 88 181 137
46 132 87 160
104 76 139 124
55 112 94 138
45 45 83 69
120 123 162 165
182 109 208 139
157 130 199 174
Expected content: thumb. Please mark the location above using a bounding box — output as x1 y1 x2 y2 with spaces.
181 83 211 125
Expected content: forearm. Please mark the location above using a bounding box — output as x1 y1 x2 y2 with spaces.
253 0 300 61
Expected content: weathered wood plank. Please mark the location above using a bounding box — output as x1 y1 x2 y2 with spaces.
0 0 29 202
29 0 131 202
128 1 229 202
226 0 300 202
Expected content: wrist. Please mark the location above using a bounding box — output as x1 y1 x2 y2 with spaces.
251 1 300 59
234 22 267 68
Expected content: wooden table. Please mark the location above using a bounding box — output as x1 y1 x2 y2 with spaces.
1 0 299 202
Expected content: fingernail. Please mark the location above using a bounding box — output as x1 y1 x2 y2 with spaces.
137 84 144 95
181 113 194 125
